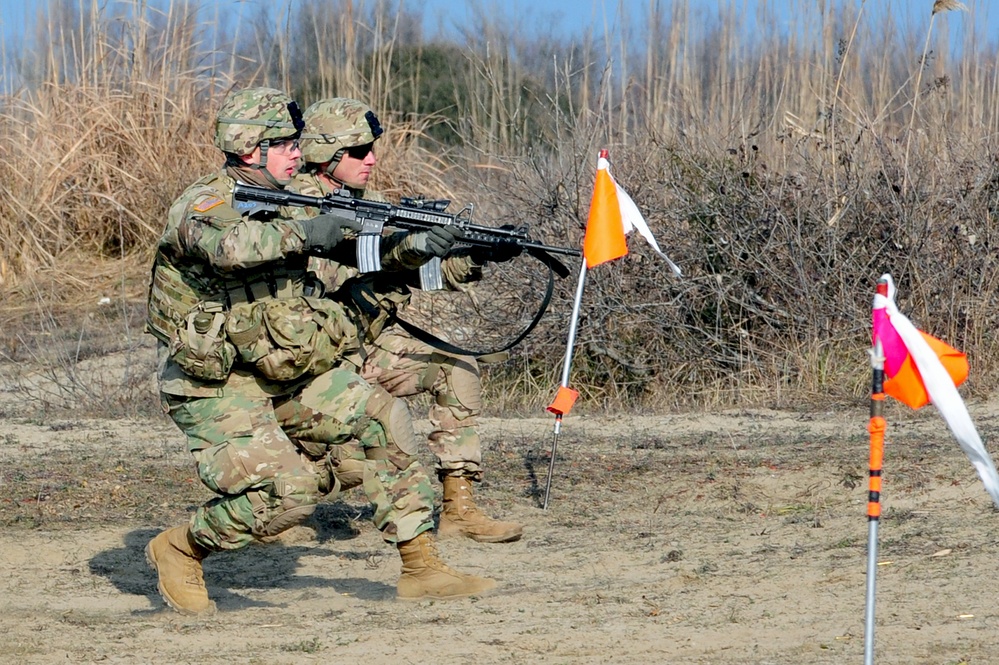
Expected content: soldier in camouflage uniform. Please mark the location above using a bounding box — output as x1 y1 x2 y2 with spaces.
143 87 496 615
292 98 524 544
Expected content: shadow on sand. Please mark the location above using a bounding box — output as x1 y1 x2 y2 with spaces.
87 503 395 614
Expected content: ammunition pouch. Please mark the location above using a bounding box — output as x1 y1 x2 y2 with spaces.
225 296 360 383
168 301 236 382
332 276 412 343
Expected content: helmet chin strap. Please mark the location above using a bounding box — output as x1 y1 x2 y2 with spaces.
323 169 344 188
250 140 291 188
320 170 364 198
322 148 346 182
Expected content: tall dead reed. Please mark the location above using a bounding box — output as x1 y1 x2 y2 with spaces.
3 0 999 414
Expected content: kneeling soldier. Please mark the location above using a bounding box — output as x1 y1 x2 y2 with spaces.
144 86 496 614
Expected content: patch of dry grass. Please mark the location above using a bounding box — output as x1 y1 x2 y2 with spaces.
3 0 999 414
0 440 201 529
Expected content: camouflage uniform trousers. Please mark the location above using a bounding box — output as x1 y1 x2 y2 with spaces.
162 367 435 551
354 325 485 481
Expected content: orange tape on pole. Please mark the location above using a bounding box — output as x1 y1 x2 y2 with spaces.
867 413 886 519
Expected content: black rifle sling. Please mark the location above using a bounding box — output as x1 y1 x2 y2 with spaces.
524 246 572 279
351 260 556 359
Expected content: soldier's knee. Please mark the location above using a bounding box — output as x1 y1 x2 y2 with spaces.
364 386 419 470
430 353 482 416
249 480 321 538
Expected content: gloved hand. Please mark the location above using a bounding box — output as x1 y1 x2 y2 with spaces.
299 214 360 257
404 225 465 260
469 225 524 264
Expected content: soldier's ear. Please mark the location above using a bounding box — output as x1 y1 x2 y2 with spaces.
240 146 261 166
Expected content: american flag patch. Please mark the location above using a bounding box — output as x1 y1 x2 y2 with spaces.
193 195 225 213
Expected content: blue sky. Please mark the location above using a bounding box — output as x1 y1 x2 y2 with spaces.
2 0 997 90
420 0 996 43
3 1 996 41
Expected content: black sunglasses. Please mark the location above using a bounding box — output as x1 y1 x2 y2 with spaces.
346 143 375 160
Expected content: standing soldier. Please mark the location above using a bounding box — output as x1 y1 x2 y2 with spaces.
144 86 495 615
292 98 524 544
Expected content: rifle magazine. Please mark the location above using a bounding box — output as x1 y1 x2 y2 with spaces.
419 258 445 291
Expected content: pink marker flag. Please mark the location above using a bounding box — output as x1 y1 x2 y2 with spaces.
873 273 999 507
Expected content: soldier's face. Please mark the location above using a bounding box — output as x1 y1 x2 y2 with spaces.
245 139 301 180
331 142 377 188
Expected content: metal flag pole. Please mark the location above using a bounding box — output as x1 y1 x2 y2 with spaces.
864 278 889 665
542 258 588 510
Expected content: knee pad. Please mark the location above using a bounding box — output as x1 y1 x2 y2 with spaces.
255 504 316 538
363 386 419 470
430 353 482 417
248 479 320 538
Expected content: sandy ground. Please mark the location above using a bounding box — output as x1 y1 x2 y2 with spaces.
3 390 999 664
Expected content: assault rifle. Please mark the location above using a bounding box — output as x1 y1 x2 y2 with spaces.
232 182 581 290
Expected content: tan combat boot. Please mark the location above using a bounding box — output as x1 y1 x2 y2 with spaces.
145 526 215 615
439 475 524 543
396 531 497 600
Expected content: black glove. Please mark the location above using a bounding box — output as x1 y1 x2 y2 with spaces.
299 214 359 257
469 225 524 264
406 225 465 260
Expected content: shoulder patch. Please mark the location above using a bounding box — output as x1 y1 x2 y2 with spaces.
193 195 225 213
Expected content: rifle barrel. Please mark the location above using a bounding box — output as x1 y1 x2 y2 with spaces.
521 242 582 257
233 183 330 210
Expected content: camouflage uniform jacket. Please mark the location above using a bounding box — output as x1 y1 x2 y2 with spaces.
146 169 421 398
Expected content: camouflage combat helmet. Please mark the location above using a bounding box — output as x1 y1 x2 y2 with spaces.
300 98 383 168
214 87 305 156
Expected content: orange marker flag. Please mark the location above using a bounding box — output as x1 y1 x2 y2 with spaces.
882 332 968 409
582 150 682 274
873 279 969 409
872 273 999 507
583 153 628 268
544 149 681 510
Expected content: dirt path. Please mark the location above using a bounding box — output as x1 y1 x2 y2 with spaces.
3 408 999 664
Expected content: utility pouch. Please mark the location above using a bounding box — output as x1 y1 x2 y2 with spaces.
226 296 360 383
169 301 236 382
